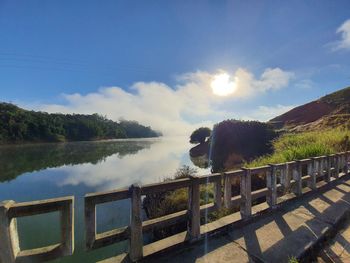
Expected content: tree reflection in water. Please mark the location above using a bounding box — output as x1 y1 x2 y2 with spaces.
0 140 152 182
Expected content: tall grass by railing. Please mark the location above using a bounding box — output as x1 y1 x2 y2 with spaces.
248 129 350 167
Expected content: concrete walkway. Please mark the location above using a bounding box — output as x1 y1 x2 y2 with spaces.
142 176 350 263
317 216 350 262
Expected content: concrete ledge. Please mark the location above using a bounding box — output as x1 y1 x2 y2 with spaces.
138 174 350 263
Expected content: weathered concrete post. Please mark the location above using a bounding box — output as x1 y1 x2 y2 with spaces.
327 155 332 181
281 163 290 193
331 154 335 178
293 161 302 196
323 156 330 183
280 165 286 192
309 158 317 189
213 176 222 210
223 173 232 209
85 198 96 250
341 153 347 176
188 176 200 241
315 158 320 179
345 151 350 176
61 198 74 255
240 168 251 218
129 184 143 262
267 164 277 208
0 200 19 263
319 157 324 179
339 153 343 175
335 154 340 179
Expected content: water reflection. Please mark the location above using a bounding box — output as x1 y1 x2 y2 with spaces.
0 137 210 262
0 139 153 183
189 141 210 169
57 137 211 192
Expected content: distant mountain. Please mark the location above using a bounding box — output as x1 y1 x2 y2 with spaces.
270 86 350 131
0 102 161 144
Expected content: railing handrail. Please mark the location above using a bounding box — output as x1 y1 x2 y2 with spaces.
82 151 350 204
83 151 350 262
0 197 74 263
1 151 349 263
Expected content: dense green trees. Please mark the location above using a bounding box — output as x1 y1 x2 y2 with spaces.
210 120 277 172
0 103 161 144
189 127 211 144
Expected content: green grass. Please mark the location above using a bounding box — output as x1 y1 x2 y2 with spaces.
288 256 299 263
247 128 350 167
146 128 350 237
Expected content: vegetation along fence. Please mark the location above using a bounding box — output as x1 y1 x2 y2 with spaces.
1 152 350 262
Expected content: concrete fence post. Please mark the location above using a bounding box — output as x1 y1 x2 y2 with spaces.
267 165 277 209
223 173 232 209
129 184 143 262
61 198 74 255
293 161 302 196
341 153 347 175
335 154 340 179
319 157 324 179
323 157 327 180
331 154 335 178
188 176 200 241
281 163 290 193
315 159 320 179
240 168 251 218
280 165 286 192
346 151 350 176
213 176 222 210
309 159 317 189
0 201 19 263
326 155 332 181
85 199 96 250
339 153 343 174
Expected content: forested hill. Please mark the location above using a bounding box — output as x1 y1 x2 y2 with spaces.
0 103 161 144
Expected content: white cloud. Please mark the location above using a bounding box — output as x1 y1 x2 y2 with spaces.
332 19 350 51
38 67 294 136
231 68 293 97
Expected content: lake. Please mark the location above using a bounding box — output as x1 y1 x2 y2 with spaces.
0 137 209 262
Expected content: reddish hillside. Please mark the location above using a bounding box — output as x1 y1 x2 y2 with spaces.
270 100 333 126
270 86 350 130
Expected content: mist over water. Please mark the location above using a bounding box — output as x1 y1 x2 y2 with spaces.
0 137 209 262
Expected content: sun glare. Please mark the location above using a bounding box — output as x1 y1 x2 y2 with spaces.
211 73 237 96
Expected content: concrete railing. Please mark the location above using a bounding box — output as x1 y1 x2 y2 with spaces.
1 151 349 262
0 196 74 263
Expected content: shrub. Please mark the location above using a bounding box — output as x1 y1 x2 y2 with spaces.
190 127 211 144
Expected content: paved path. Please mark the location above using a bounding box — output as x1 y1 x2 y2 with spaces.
317 217 350 262
142 176 350 263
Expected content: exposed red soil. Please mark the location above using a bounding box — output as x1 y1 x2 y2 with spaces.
270 100 334 126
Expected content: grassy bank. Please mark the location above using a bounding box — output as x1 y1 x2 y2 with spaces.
144 128 350 241
247 128 350 167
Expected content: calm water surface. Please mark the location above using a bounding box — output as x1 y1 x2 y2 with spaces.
0 137 209 262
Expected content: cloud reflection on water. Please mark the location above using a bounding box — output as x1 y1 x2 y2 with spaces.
57 137 209 192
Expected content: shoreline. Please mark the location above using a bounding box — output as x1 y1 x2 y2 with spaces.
0 136 163 147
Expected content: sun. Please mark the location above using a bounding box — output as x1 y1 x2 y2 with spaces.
211 73 237 96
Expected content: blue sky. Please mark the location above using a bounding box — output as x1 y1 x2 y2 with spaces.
1 1 350 135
